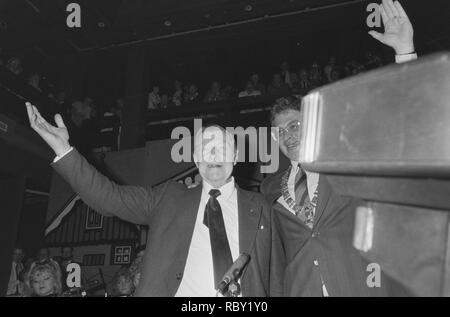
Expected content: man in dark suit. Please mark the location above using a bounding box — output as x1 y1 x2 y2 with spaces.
261 0 417 296
25 103 282 297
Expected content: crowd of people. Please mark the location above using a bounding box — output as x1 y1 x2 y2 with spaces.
8 246 75 297
146 52 385 110
0 52 123 158
7 246 145 297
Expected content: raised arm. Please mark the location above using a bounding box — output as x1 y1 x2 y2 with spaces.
369 0 417 62
25 102 165 225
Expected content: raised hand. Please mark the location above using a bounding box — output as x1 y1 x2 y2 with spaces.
25 102 71 156
369 0 414 55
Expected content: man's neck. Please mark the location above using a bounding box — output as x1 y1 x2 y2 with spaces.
204 177 233 189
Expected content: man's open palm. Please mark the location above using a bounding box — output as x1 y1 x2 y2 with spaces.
25 102 71 156
369 0 414 55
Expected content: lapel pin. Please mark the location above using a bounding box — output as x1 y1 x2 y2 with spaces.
260 225 264 230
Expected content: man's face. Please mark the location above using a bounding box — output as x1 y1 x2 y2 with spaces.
38 249 49 262
31 271 54 297
62 247 73 260
273 109 303 162
194 127 236 188
13 249 24 263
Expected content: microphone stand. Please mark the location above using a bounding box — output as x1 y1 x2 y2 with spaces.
216 253 250 297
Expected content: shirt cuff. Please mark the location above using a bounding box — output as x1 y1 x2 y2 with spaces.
52 147 74 163
395 53 418 64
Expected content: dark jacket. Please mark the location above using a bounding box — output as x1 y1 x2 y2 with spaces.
261 169 408 296
52 148 283 297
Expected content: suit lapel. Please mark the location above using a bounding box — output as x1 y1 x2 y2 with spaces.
237 187 262 255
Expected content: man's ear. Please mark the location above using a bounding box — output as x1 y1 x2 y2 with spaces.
193 153 199 168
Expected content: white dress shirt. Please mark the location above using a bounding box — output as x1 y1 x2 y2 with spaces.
175 177 240 297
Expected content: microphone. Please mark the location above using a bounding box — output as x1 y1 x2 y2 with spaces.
217 253 250 295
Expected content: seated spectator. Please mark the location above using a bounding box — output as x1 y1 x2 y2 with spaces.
268 73 291 96
364 52 384 69
351 61 366 75
344 62 354 77
184 83 200 104
280 61 294 88
27 263 62 297
309 62 324 88
27 72 42 92
129 249 145 290
298 68 311 94
96 105 122 152
220 84 233 100
290 73 302 95
172 80 183 106
110 268 135 297
250 73 266 95
203 81 224 103
65 101 97 157
330 67 342 82
6 57 23 76
7 247 25 296
160 94 169 109
148 85 161 110
324 57 337 83
59 246 77 292
238 81 261 98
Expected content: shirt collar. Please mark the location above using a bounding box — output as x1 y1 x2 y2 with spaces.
202 177 236 201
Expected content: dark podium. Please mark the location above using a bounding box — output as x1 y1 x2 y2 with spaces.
299 53 450 296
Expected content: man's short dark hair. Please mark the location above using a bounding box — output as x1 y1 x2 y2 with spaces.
270 96 302 125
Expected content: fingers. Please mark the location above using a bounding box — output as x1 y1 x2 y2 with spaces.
32 105 45 125
379 4 389 26
394 1 408 18
25 102 35 126
382 0 395 19
368 31 384 43
387 0 401 17
54 114 66 128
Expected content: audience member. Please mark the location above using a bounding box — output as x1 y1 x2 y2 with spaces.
250 73 266 95
203 81 224 102
148 85 161 110
172 80 183 106
27 263 62 297
238 81 261 98
7 247 25 296
6 57 23 76
160 94 169 109
280 61 294 88
268 73 291 96
110 268 135 297
309 62 324 88
184 83 200 104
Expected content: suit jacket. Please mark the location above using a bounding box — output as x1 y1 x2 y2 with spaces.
261 169 408 297
52 148 283 297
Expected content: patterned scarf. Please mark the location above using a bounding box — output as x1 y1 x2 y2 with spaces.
280 164 317 228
